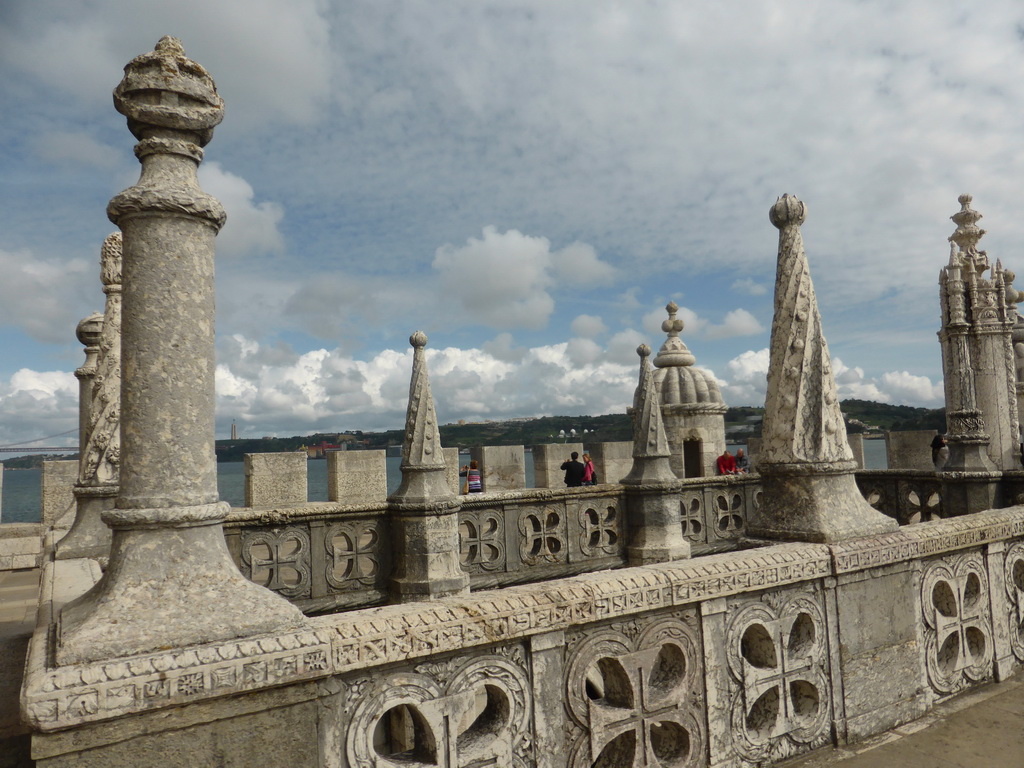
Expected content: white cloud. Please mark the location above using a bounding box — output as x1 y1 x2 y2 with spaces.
879 370 944 407
0 249 95 344
706 308 764 340
200 163 285 259
721 348 770 405
731 277 768 296
571 314 607 338
31 132 119 168
432 227 614 330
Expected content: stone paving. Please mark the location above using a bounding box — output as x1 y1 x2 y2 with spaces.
0 568 39 639
784 671 1024 768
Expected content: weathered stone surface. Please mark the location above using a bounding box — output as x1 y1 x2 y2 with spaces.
470 444 525 491
245 452 308 507
388 332 469 601
0 525 44 570
40 461 77 529
443 445 460 495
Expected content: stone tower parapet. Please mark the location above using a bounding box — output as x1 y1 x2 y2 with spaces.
651 301 728 478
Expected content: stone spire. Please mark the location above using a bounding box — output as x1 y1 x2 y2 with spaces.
57 38 305 665
748 195 896 542
57 233 123 560
388 332 469 601
622 343 690 564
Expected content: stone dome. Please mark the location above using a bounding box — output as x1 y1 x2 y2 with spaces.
651 302 726 408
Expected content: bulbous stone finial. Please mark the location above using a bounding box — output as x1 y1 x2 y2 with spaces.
113 36 224 145
661 302 684 336
76 312 104 347
652 302 695 369
637 343 651 359
769 194 807 229
410 330 428 348
949 193 986 256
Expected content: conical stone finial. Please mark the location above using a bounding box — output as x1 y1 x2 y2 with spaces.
391 331 451 498
749 195 897 543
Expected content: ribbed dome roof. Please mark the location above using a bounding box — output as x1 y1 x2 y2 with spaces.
651 302 726 407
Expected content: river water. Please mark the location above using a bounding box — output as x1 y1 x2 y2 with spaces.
1 440 886 525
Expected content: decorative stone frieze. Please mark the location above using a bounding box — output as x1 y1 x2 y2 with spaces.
55 37 305 666
751 195 897 543
1003 540 1024 664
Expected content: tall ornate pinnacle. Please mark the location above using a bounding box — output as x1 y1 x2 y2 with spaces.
57 235 123 560
632 343 651 415
57 38 304 665
761 195 850 466
749 195 896 543
652 301 696 368
622 342 689 564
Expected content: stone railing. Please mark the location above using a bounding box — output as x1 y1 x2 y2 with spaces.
855 470 944 525
25 507 1024 767
223 475 763 612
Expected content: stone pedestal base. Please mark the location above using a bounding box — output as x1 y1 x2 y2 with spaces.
56 503 306 665
748 463 898 543
388 502 470 602
939 471 1002 517
55 486 115 561
625 485 691 564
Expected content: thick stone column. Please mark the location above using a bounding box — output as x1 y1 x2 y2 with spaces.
748 195 897 542
58 234 122 560
388 332 470 601
622 344 690 564
56 37 304 665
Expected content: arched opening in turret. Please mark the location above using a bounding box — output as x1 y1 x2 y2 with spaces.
683 438 703 477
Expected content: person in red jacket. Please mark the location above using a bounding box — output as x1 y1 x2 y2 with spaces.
717 449 737 475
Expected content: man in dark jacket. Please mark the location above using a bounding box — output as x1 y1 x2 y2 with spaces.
561 452 586 487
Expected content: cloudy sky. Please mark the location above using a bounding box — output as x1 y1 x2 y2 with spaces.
2 1 1022 449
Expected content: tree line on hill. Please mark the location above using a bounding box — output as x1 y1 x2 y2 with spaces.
208 400 948 462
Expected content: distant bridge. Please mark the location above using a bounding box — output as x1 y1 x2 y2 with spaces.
0 447 76 453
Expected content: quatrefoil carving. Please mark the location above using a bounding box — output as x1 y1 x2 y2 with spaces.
726 595 830 763
566 617 704 768
921 554 992 695
347 656 530 768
